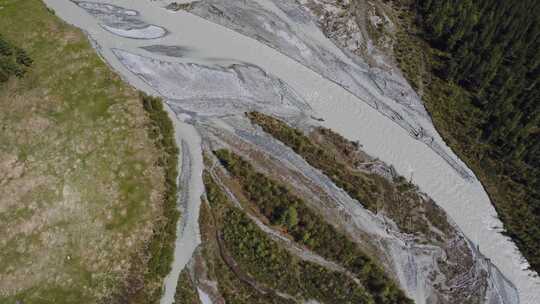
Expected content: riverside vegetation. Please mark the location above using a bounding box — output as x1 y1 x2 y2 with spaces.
183 110 490 303
202 172 380 304
213 148 412 304
199 176 294 304
247 112 453 243
122 94 180 304
173 269 201 304
235 112 489 301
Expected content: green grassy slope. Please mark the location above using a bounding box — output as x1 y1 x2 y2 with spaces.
0 1 177 303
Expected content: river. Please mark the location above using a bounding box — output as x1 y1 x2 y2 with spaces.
42 1 540 303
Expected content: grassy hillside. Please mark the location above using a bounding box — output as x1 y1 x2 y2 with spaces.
0 0 177 303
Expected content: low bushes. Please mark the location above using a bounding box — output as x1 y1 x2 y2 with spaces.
0 34 32 82
248 112 453 242
247 112 381 211
202 173 288 304
223 208 373 304
214 150 411 304
139 93 180 302
204 172 373 303
174 269 201 304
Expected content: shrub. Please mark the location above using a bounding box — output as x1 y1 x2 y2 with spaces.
213 150 412 304
138 93 180 302
0 34 32 83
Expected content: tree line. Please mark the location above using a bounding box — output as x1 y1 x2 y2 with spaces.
416 0 539 169
413 0 540 271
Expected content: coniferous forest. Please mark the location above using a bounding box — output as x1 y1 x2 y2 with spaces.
417 0 539 161
408 0 540 271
